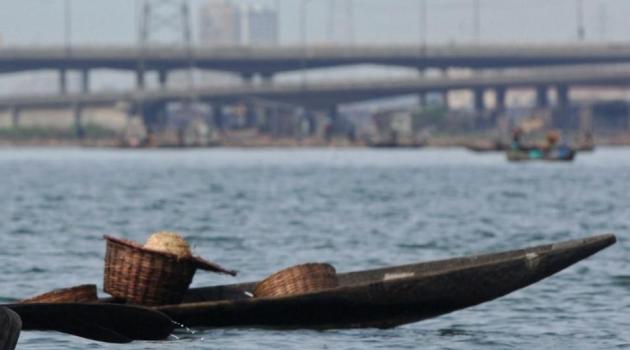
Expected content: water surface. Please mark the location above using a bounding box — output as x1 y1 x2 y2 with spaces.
0 148 628 349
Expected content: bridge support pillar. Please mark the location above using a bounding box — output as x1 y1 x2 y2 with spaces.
59 69 68 94
136 70 146 90
73 105 85 139
80 69 90 94
579 105 593 132
557 85 570 108
140 102 168 144
440 91 450 109
417 92 427 107
10 107 20 128
473 88 485 113
327 105 339 141
260 73 274 86
552 85 572 129
241 73 254 86
245 103 258 129
304 110 316 136
213 104 226 131
492 87 507 128
264 107 279 137
495 87 506 113
536 86 549 108
158 70 168 89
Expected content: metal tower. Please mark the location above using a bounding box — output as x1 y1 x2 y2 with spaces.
136 0 197 139
137 0 195 90
576 0 585 41
327 0 355 45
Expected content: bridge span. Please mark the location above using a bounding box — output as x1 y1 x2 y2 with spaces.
2 64 630 137
1 65 629 111
4 44 630 93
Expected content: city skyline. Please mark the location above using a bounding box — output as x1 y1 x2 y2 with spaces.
0 0 629 47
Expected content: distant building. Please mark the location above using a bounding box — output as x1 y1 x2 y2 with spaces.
199 0 242 47
242 6 278 46
198 0 278 47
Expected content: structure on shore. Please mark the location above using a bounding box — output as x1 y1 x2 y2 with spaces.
1 65 629 146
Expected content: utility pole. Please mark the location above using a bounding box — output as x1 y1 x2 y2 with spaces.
472 0 480 44
64 0 72 51
597 3 607 41
346 0 355 45
419 0 427 51
274 0 281 45
138 0 195 91
327 0 354 45
137 0 196 140
327 0 334 44
300 0 312 89
576 0 585 41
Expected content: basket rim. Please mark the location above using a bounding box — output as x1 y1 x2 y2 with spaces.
103 234 237 276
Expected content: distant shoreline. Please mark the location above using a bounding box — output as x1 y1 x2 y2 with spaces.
1 138 629 149
2 126 630 149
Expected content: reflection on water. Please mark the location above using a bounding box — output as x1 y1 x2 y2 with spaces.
0 148 628 349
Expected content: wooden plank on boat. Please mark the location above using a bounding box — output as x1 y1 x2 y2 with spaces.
0 307 21 350
161 234 615 330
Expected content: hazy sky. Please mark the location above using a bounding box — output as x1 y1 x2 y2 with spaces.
0 0 629 47
1 0 630 95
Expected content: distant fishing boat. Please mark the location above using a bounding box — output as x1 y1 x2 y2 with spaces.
506 146 576 162
468 143 592 154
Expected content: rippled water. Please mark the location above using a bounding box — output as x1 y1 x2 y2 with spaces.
0 148 628 349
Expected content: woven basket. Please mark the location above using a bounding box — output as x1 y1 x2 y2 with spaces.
103 235 236 306
254 263 338 298
20 284 98 304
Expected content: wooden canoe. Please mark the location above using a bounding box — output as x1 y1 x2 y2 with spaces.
0 307 21 350
157 234 615 330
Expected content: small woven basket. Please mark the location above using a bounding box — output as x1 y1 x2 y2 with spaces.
103 235 236 306
254 263 338 298
20 284 98 304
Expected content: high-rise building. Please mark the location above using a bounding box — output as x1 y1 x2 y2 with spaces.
243 5 278 46
199 0 242 47
198 0 278 47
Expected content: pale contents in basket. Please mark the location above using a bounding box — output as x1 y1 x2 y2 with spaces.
144 231 192 258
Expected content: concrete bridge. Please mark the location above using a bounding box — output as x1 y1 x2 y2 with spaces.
2 64 630 133
4 44 630 93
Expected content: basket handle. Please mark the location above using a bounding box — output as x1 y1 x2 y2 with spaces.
192 257 237 276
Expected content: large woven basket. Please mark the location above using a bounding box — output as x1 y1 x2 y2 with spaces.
254 263 338 298
103 235 236 306
20 284 98 304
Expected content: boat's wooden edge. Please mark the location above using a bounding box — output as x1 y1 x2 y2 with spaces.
173 233 616 307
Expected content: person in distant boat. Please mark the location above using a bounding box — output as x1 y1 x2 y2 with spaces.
544 130 560 152
581 131 594 150
510 127 525 150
